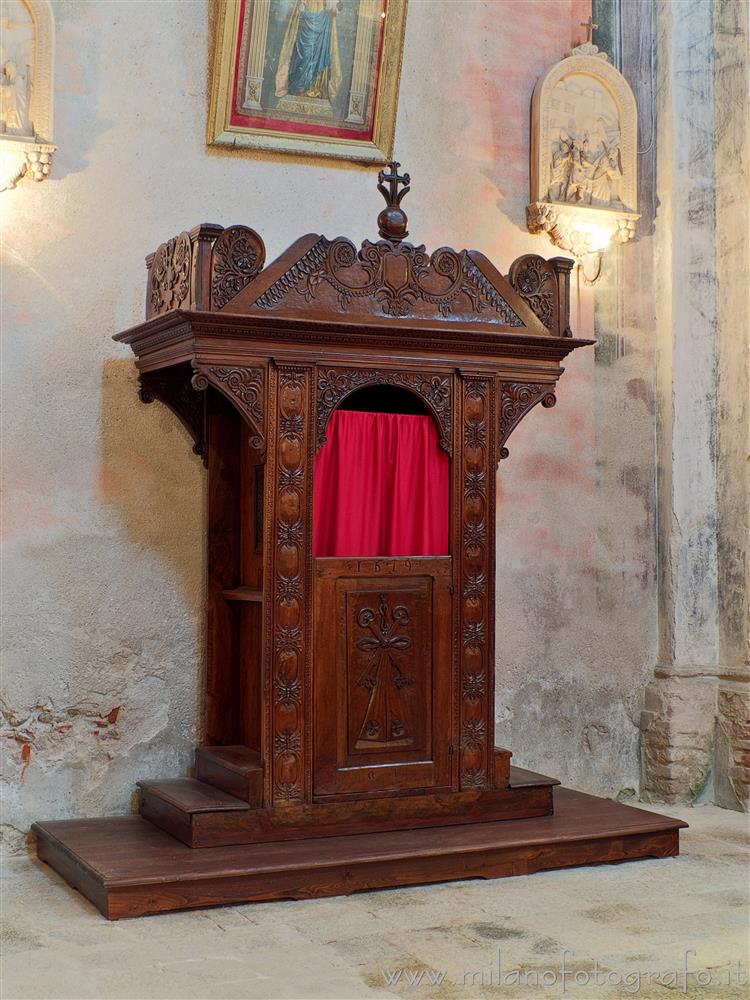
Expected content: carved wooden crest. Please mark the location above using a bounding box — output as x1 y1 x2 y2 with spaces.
229 162 550 333
528 40 639 256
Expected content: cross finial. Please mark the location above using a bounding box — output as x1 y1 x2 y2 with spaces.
580 15 598 43
376 161 411 242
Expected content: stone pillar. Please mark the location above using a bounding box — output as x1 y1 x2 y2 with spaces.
640 0 749 810
714 0 750 811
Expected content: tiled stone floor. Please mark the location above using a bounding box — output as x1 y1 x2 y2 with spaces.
2 802 748 999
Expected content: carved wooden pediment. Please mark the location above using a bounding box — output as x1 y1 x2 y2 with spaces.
133 163 578 341
239 234 533 329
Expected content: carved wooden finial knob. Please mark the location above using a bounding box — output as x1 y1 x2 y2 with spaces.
377 160 410 242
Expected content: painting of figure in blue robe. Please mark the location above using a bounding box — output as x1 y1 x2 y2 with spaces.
276 0 343 103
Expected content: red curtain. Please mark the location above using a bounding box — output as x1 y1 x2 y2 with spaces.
314 409 449 557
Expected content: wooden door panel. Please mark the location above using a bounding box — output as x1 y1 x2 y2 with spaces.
314 558 452 798
343 580 431 762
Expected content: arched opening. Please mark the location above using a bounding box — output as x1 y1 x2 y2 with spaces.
313 383 449 558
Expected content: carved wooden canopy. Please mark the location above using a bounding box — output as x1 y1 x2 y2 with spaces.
115 163 592 462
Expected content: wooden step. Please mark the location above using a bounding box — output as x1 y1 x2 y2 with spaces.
194 745 263 805
33 786 688 920
139 768 558 849
138 779 248 847
493 747 512 788
509 765 561 788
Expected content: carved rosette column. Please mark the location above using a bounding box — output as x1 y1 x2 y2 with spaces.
458 376 495 789
267 365 313 804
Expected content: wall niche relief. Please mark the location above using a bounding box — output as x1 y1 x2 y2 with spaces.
0 0 55 191
527 33 639 259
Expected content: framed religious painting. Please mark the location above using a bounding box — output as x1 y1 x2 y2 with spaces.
208 0 408 162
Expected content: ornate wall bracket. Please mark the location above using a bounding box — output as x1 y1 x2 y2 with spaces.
498 382 557 461
191 364 266 454
316 367 453 454
138 371 207 464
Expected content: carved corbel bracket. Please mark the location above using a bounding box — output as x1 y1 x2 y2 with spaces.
191 363 266 454
138 371 207 464
498 381 557 461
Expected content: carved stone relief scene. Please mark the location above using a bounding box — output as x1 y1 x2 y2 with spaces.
0 0 34 137
546 73 623 208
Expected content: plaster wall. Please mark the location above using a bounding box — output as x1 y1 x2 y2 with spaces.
2 0 663 851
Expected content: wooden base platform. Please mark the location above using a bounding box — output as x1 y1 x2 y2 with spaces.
33 785 687 920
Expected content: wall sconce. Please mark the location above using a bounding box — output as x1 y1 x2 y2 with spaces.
527 28 639 282
1 0 56 192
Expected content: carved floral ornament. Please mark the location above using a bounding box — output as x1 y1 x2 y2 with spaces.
527 37 639 262
0 0 56 191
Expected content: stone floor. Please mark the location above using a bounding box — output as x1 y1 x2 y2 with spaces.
1 802 748 1000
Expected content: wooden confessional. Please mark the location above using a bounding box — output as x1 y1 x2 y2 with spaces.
34 165 685 919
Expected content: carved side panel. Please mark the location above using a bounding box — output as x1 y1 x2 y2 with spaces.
269 366 312 803
138 371 206 461
459 377 495 789
508 255 557 331
498 382 557 461
344 585 431 758
191 365 266 454
316 367 453 453
210 226 266 310
148 232 192 316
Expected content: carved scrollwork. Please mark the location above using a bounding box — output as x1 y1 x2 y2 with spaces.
254 235 523 325
138 371 206 462
498 382 557 461
316 367 453 454
149 232 192 316
508 255 556 330
210 226 266 309
191 365 266 453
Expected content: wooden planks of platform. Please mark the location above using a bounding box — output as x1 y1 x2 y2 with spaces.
33 784 687 920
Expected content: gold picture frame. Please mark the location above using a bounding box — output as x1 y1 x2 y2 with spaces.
208 0 408 163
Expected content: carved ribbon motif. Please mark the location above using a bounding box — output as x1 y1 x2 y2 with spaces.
355 595 414 746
